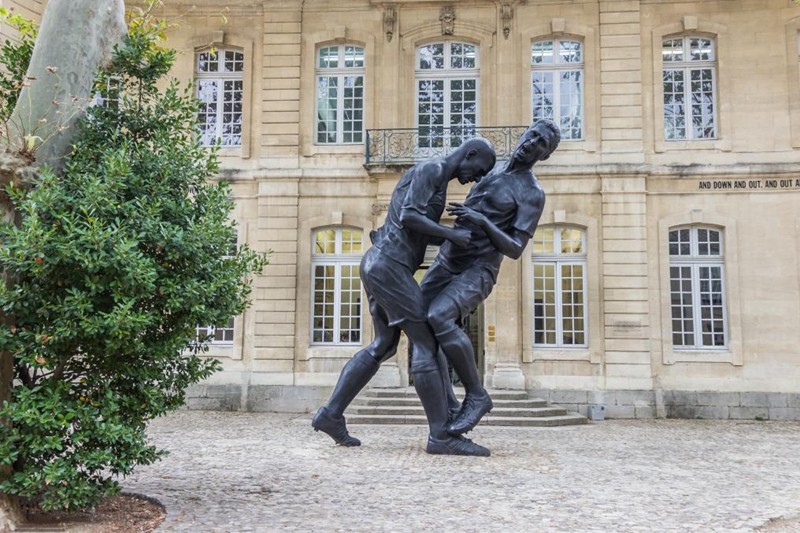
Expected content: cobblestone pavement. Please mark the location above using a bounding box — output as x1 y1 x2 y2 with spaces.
123 411 800 532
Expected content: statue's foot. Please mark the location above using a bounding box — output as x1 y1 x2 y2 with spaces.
426 434 490 457
447 392 493 435
312 406 361 446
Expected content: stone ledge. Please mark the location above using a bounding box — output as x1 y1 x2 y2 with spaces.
182 385 800 420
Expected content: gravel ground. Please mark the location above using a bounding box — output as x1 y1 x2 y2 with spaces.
122 411 800 532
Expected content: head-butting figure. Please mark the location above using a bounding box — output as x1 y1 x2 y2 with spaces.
511 119 561 168
449 137 497 185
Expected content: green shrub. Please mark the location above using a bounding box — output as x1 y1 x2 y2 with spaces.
0 23 267 511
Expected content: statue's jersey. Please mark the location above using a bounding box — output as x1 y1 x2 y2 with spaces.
371 160 447 272
437 169 544 278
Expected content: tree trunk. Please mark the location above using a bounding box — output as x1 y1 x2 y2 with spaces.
6 0 127 173
0 1 126 527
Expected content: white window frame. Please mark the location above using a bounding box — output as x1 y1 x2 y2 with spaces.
668 226 728 350
196 318 235 345
531 38 584 141
195 47 245 147
196 232 239 346
315 44 365 145
311 227 363 346
662 36 717 141
415 41 480 151
531 226 588 348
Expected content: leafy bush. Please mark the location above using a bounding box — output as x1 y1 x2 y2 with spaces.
0 22 267 511
0 7 36 121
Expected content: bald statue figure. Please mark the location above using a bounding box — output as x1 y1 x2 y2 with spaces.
313 138 496 456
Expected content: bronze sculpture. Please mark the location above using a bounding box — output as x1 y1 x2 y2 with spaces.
312 138 496 456
312 120 560 456
425 119 561 435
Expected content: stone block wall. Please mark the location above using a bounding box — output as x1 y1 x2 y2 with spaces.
531 388 800 421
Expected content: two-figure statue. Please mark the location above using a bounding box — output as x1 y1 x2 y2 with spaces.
312 120 561 456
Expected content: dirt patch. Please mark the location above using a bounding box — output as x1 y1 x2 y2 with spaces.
756 516 800 532
21 493 165 532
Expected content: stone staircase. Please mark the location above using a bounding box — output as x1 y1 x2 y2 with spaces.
346 387 587 427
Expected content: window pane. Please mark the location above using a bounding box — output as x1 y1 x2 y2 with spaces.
559 70 583 140
533 263 556 345
197 50 218 72
662 38 684 62
532 41 554 64
669 265 695 347
450 42 476 69
221 80 243 146
690 68 715 139
419 43 445 69
560 264 585 346
669 229 691 256
342 76 364 144
560 227 583 254
318 46 339 69
341 229 363 254
314 229 337 254
344 46 365 68
533 227 556 254
224 50 244 72
698 266 725 347
338 264 362 343
663 69 686 140
418 79 445 148
690 38 714 61
532 71 554 122
317 76 338 144
197 80 220 147
559 40 582 63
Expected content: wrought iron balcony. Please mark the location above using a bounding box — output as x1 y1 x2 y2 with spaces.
365 125 528 167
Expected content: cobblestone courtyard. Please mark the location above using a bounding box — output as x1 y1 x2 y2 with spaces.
124 411 800 532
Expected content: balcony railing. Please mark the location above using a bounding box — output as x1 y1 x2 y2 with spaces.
365 125 528 167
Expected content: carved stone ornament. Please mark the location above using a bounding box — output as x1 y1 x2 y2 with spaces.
384 7 396 43
501 4 513 40
371 202 390 215
440 6 455 36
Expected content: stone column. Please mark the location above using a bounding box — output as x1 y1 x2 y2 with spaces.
487 261 526 390
601 175 652 390
599 0 644 163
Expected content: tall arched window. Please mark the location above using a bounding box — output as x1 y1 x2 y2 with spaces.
669 226 727 348
196 48 244 147
311 228 363 345
662 36 717 140
531 39 583 140
416 41 479 149
316 44 365 144
531 226 587 347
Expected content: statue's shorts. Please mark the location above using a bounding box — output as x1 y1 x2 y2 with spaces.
420 261 497 322
360 246 426 327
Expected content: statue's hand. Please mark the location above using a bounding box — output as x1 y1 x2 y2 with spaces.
449 228 471 248
447 202 485 227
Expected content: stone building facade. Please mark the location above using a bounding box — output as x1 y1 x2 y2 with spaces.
8 0 800 419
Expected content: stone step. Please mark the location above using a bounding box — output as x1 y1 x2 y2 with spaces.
361 388 531 401
348 413 587 427
350 405 568 418
353 397 548 409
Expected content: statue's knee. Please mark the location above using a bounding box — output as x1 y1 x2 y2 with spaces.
426 308 445 333
410 355 438 374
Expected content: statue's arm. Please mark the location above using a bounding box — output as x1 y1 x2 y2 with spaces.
447 189 544 260
399 165 470 247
